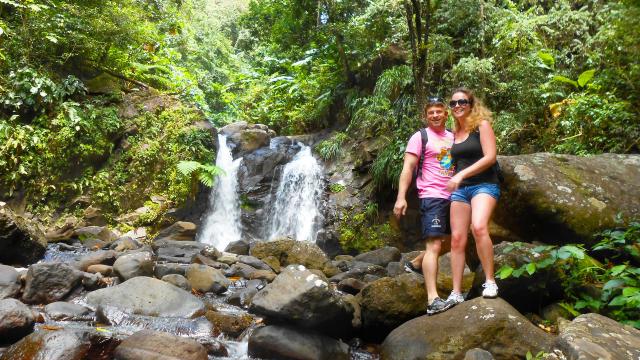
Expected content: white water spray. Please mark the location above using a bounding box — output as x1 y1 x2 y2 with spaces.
198 135 243 250
267 144 323 242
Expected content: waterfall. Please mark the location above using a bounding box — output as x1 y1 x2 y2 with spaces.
197 134 243 251
266 144 323 242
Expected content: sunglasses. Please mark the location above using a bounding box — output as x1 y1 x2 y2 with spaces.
449 99 471 107
427 97 445 105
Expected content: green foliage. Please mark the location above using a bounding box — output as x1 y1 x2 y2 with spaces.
315 132 349 161
497 222 640 328
177 161 225 188
338 202 400 254
328 183 346 193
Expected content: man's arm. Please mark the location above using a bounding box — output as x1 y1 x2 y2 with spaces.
393 153 419 218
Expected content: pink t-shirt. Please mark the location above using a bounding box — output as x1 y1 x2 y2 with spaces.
406 127 455 199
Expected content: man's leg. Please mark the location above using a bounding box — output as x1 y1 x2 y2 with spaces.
422 237 443 303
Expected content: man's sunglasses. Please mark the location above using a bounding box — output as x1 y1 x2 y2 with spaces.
427 97 445 105
449 99 471 107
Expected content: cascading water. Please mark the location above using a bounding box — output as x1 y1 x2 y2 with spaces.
266 144 323 242
197 134 243 251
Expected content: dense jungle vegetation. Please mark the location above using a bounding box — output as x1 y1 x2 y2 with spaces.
0 0 638 327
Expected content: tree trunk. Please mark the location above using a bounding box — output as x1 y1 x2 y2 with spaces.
404 0 433 122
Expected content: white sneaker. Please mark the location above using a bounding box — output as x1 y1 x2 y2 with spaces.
446 291 465 304
482 281 499 298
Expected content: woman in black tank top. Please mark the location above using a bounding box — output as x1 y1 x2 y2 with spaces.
445 88 501 302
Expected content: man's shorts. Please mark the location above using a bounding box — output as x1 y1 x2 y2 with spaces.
419 197 451 239
450 183 501 204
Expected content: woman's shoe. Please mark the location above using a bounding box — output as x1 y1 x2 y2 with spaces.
482 281 499 298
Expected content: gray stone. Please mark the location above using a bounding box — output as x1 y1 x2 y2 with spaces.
0 206 47 266
185 264 231 294
555 313 640 360
74 250 117 271
248 325 349 360
0 329 92 359
224 239 250 255
154 221 197 242
464 348 495 360
114 330 207 360
74 226 117 243
22 263 83 304
152 240 205 263
161 274 191 291
354 246 401 267
85 276 204 318
44 301 92 321
380 297 553 359
154 262 189 278
113 251 154 281
0 265 20 300
0 298 35 343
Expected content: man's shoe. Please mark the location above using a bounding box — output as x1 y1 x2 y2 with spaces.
446 291 465 304
403 260 422 275
426 297 454 315
482 281 499 298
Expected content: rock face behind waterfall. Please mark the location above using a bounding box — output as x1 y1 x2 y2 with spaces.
495 153 640 245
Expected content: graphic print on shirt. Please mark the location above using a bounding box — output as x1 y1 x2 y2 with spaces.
432 138 455 177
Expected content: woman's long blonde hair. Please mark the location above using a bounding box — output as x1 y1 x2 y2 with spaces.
451 87 493 132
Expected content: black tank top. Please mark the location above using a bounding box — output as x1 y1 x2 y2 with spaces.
451 130 499 186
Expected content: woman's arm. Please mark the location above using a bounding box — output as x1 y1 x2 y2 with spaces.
447 120 496 191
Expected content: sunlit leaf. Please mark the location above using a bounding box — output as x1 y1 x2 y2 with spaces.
577 69 596 87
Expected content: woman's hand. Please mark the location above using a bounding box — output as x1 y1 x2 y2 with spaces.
447 174 463 192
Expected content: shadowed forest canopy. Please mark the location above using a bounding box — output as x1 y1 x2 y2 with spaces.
0 0 638 210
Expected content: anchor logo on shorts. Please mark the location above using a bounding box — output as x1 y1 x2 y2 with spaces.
431 215 442 228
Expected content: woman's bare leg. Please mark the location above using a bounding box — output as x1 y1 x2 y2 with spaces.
470 194 498 282
450 201 471 294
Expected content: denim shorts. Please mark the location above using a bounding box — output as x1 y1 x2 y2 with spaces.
419 198 451 238
451 183 501 204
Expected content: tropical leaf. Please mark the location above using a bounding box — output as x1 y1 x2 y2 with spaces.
537 51 555 68
177 161 200 176
552 75 578 88
577 69 596 87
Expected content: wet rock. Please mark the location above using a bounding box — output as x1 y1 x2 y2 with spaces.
21 263 83 304
221 121 272 155
0 206 47 266
154 262 189 278
44 216 84 243
250 265 356 337
74 250 117 271
96 306 212 337
152 240 205 263
260 255 281 273
114 329 207 360
224 239 250 255
0 298 35 343
495 153 640 245
112 251 154 281
0 265 21 300
322 261 341 277
191 254 228 269
337 278 365 295
205 311 253 337
83 206 108 227
216 252 239 265
86 264 113 277
357 274 426 340
248 325 349 360
0 329 92 359
44 302 92 321
380 298 553 359
225 263 258 278
200 246 222 260
74 226 117 243
185 264 231 294
386 261 405 277
226 280 262 308
238 255 273 271
154 221 197 242
555 313 640 360
85 276 204 318
161 274 191 291
250 239 329 270
354 246 401 267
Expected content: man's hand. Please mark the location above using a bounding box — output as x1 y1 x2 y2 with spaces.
393 198 408 218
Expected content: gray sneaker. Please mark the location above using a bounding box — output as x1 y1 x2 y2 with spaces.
446 291 465 304
426 297 454 315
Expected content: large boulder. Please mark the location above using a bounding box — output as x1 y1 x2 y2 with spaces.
152 240 206 263
220 121 275 155
0 265 21 300
380 297 554 359
114 330 207 360
85 276 204 318
112 251 154 281
0 298 36 343
44 302 92 321
249 265 357 337
21 263 84 304
495 153 640 245
250 239 329 270
357 274 427 341
0 206 47 265
154 221 197 242
248 325 349 360
555 313 640 359
185 264 231 294
0 328 115 360
354 246 401 267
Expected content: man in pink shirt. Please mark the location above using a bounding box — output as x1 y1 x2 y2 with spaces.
393 97 457 315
